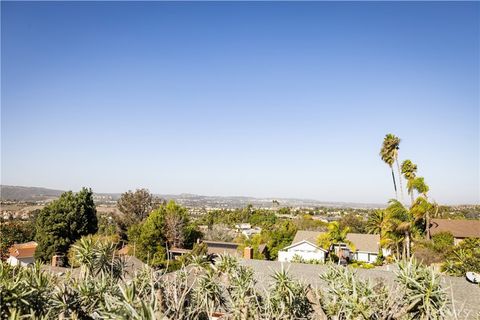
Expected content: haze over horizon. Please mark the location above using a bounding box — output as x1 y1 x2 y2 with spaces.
2 2 479 205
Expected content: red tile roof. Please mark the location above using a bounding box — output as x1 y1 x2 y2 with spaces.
8 241 37 259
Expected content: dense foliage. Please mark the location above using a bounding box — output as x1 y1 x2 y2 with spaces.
263 220 297 260
200 205 278 229
34 188 98 262
115 188 162 240
442 238 480 276
0 219 36 260
134 200 201 267
1 251 469 320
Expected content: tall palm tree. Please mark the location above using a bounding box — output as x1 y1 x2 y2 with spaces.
325 221 355 250
366 209 388 236
401 160 417 204
412 177 429 199
410 195 435 241
380 134 402 200
386 199 414 259
366 209 390 257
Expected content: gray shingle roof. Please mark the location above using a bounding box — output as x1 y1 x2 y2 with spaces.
292 230 380 253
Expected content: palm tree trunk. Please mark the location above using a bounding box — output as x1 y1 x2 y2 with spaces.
426 211 430 240
408 179 414 205
391 168 398 199
396 158 404 202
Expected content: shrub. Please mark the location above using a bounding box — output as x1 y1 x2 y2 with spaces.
2 254 466 319
442 237 480 276
318 259 454 319
413 245 444 266
396 258 449 319
431 232 454 253
318 265 399 319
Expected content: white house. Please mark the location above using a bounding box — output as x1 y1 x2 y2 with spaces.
278 240 328 263
6 241 37 267
281 231 387 264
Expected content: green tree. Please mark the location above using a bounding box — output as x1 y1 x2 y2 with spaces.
412 177 429 198
117 188 161 223
136 205 166 266
34 188 98 262
442 238 480 276
163 200 193 248
318 221 355 250
386 199 431 260
401 160 418 204
366 210 388 236
380 134 402 200
0 219 36 259
338 213 367 233
265 221 297 260
135 200 198 266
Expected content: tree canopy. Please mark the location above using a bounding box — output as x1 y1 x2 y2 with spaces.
34 188 98 262
135 200 200 266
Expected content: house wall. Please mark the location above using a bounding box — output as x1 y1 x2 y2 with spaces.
6 256 34 267
278 242 326 262
278 250 326 262
354 252 377 263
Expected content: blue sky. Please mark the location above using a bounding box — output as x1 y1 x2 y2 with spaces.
1 2 479 205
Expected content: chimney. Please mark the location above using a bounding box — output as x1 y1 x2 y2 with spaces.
244 246 253 260
51 254 64 267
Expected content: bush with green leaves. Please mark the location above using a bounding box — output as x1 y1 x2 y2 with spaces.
431 232 454 253
317 258 461 320
318 265 400 319
442 237 480 276
34 188 98 262
396 258 449 319
1 251 471 320
290 254 323 265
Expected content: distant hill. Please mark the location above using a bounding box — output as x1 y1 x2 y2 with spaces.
1 185 64 201
0 185 384 209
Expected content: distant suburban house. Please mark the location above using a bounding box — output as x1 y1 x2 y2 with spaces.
278 240 328 263
235 223 262 238
429 218 480 245
279 230 384 263
168 247 192 260
7 241 37 267
203 240 242 257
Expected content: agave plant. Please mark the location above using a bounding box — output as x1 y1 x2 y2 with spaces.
318 264 400 320
2 253 464 320
224 265 262 320
268 267 313 319
0 263 57 319
395 258 449 319
71 236 127 280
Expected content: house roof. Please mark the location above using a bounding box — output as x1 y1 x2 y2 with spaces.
292 230 380 253
8 241 38 259
429 219 480 238
258 244 267 253
169 248 192 254
203 241 241 256
282 240 328 252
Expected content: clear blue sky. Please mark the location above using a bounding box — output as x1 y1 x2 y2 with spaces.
1 2 479 205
